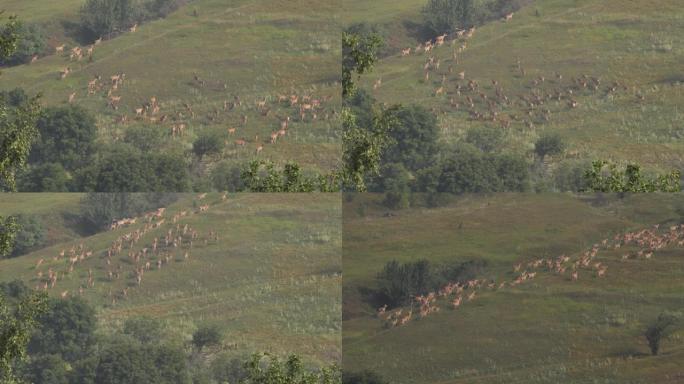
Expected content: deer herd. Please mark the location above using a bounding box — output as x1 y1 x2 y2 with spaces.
31 194 227 304
45 29 336 160
378 223 684 329
387 15 636 134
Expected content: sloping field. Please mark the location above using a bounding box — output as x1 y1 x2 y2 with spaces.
0 193 342 365
344 0 684 174
343 194 684 383
1 0 341 173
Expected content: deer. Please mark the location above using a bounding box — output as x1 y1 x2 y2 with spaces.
130 23 138 33
68 92 77 103
401 47 411 56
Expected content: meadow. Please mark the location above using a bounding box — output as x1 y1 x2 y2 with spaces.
1 0 341 175
344 0 684 176
343 193 684 383
0 193 342 366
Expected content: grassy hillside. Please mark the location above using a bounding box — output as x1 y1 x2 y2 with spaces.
2 0 340 175
344 0 684 176
0 193 341 366
343 194 684 383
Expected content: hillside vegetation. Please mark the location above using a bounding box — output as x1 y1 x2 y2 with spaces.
0 193 342 366
343 194 684 383
343 0 684 189
1 0 340 190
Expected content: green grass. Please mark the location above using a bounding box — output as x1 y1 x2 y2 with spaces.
0 193 342 366
343 194 684 383
344 0 684 175
2 0 341 175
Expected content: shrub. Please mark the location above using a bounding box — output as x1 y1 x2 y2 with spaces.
0 23 47 66
534 133 565 159
192 131 223 160
79 192 178 231
192 324 222 351
645 312 680 356
8 214 46 258
211 160 245 192
31 105 98 171
423 0 477 35
465 126 504 153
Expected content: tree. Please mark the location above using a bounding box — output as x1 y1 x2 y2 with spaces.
20 353 70 384
465 126 504 153
381 105 439 172
30 106 98 171
191 325 222 352
0 23 46 66
423 0 476 35
17 162 70 192
7 214 46 258
241 160 339 192
192 131 223 160
93 338 158 384
0 216 18 258
342 106 398 191
583 160 681 193
534 133 565 160
0 291 48 384
28 297 97 362
0 16 41 192
645 312 680 356
377 259 433 307
241 353 341 384
342 31 383 98
80 0 140 40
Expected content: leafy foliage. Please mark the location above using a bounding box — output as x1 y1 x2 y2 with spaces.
0 93 41 192
534 133 566 159
241 160 340 192
241 353 341 384
6 214 46 258
30 106 98 171
0 23 46 66
644 312 680 356
28 297 97 362
423 0 476 35
191 324 222 351
0 290 48 384
0 216 18 258
583 160 681 193
192 131 223 160
17 163 70 192
342 31 384 98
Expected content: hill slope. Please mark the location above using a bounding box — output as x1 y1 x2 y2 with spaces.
343 194 684 383
0 193 342 365
344 0 684 176
2 0 341 175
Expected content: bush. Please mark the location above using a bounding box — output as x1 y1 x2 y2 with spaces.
8 214 46 258
534 133 565 159
210 353 247 384
377 259 433 307
645 312 680 356
192 131 223 160
0 23 47 66
192 324 222 351
123 125 166 152
423 0 477 35
31 106 98 171
553 160 590 192
382 105 439 172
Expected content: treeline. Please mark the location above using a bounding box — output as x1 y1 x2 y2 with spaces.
0 282 340 384
423 0 532 35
